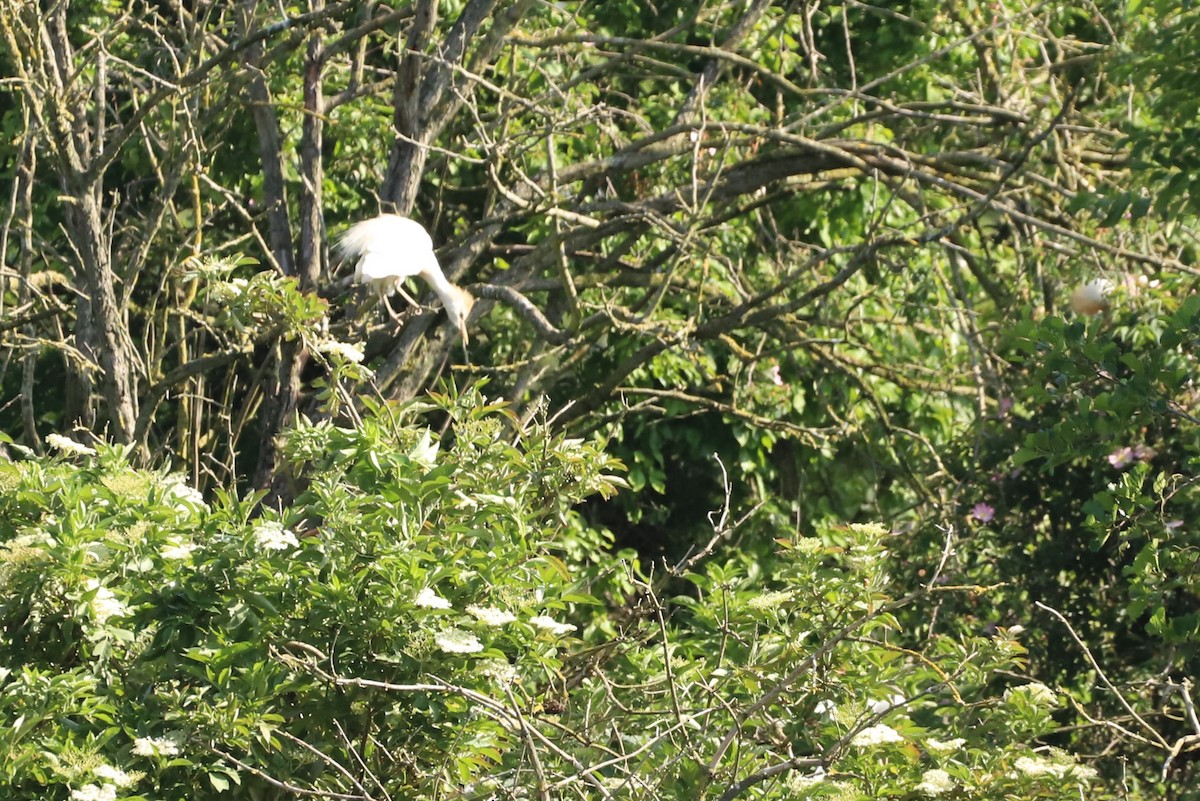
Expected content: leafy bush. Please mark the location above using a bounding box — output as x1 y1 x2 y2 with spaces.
0 389 1100 800
903 282 1200 796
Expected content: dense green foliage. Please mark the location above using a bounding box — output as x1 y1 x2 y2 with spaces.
0 391 1099 800
2 0 1199 798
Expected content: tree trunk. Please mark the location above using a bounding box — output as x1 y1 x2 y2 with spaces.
39 6 139 441
254 4 326 496
61 187 139 441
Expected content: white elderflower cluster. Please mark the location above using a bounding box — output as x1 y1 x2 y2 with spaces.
851 724 904 747
317 340 365 364
132 735 181 757
1014 755 1097 781
85 580 128 624
415 588 452 609
529 615 577 636
1070 764 1099 781
915 768 954 796
1004 682 1058 708
5 531 53 551
479 659 519 684
161 475 206 513
786 766 827 791
467 605 516 626
252 521 299 551
746 590 792 611
848 544 888 570
71 785 116 801
91 764 135 788
46 433 96 457
209 277 249 302
926 737 966 753
160 539 198 560
849 522 890 538
435 628 484 654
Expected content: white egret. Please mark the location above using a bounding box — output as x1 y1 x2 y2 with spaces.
336 214 474 343
1070 277 1113 316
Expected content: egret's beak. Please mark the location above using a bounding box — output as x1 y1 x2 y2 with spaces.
457 318 470 365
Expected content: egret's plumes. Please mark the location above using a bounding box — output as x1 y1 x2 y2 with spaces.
337 214 474 343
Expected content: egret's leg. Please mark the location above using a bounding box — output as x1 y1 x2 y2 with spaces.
379 292 408 326
394 284 421 309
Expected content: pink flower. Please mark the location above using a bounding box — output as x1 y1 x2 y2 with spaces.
1108 445 1155 470
971 503 995 523
1107 447 1134 469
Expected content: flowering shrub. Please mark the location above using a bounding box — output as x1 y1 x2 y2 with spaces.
0 390 1099 799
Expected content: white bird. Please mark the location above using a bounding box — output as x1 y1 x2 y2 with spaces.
1070 277 1113 316
336 214 474 344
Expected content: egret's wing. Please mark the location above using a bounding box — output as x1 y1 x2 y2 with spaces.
355 253 405 283
336 215 439 282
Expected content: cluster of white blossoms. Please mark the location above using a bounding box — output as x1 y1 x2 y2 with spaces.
529 615 577 636
208 277 249 302
85 579 128 624
160 539 198 560
915 768 955 796
317 339 365 364
5 531 52 551
1014 755 1098 782
926 737 966 753
847 544 888 571
252 521 300 551
479 659 519 684
46 433 96 457
415 588 452 609
851 723 904 747
434 628 484 654
467 605 517 626
746 590 793 611
131 735 181 757
161 475 206 513
71 784 116 801
411 592 575 652
1004 682 1058 708
91 765 135 788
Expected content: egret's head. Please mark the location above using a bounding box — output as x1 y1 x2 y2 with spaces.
443 284 476 345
